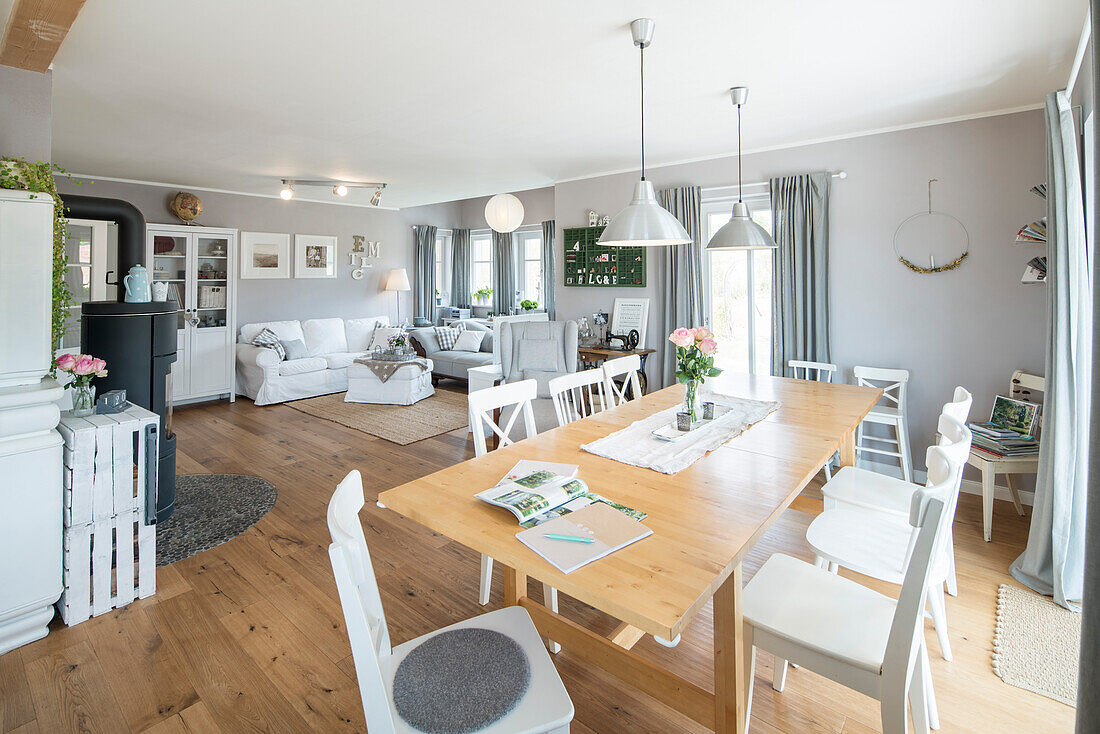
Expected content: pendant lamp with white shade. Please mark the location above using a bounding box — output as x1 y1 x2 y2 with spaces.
484 193 525 233
706 87 777 250
598 18 691 248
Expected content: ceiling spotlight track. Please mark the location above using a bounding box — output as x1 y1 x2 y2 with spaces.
279 179 387 204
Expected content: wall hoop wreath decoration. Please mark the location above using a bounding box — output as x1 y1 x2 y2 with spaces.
893 178 970 274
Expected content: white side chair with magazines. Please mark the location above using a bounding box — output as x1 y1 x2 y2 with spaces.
966 370 1043 542
327 470 574 734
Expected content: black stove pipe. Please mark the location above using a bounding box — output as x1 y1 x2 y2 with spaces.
63 194 145 302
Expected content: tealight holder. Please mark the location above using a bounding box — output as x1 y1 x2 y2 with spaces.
675 411 693 432
702 401 715 420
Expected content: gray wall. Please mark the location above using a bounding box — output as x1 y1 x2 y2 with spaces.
53 177 462 327
0 66 52 162
551 110 1048 472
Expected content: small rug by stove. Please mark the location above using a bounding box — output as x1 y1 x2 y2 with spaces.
156 474 277 566
992 583 1081 706
285 388 469 445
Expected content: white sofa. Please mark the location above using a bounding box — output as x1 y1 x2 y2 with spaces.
235 316 391 405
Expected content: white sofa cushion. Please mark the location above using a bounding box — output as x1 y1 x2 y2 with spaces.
369 327 405 351
240 320 304 345
302 318 349 356
279 357 329 376
345 316 389 352
322 352 359 370
452 330 484 352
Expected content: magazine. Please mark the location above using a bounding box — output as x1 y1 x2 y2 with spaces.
476 463 647 527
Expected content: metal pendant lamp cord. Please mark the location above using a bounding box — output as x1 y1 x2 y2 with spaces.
737 102 743 203
640 43 646 181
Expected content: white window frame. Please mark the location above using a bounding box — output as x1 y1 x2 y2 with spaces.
700 184 773 375
514 229 543 306
434 230 452 306
470 230 493 302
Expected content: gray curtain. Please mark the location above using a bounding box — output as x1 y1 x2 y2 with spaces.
491 230 516 314
1011 91 1091 610
451 228 471 309
655 187 704 388
770 172 831 375
541 220 557 318
413 225 437 322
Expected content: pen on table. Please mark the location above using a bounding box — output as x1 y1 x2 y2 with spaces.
543 533 595 544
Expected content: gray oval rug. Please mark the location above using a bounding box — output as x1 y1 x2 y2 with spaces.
156 474 277 566
392 627 531 734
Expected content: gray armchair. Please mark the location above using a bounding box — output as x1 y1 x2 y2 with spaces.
499 320 578 398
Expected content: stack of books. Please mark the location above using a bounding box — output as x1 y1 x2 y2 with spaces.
1015 217 1047 244
968 422 1040 458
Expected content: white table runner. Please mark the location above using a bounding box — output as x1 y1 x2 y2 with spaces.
581 392 780 474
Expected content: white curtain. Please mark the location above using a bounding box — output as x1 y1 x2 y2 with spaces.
1010 90 1092 610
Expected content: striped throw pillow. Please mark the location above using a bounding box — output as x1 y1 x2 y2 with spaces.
252 327 286 360
433 322 467 351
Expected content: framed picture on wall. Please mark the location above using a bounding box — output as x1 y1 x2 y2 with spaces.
240 232 290 279
294 234 337 279
611 297 649 347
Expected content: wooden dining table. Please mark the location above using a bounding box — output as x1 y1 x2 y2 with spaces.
378 373 881 734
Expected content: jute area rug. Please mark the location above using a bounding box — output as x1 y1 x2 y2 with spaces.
285 388 468 445
993 583 1081 706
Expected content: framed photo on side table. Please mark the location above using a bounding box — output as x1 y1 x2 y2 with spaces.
240 232 291 279
294 234 337 278
611 297 650 348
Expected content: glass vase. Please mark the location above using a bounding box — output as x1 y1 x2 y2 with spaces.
682 378 700 424
72 383 96 417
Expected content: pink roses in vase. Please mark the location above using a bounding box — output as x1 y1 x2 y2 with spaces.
668 327 721 423
54 353 108 417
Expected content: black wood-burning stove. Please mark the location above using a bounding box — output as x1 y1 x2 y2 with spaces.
72 195 177 523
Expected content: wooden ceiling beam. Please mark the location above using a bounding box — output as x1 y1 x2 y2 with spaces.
0 0 86 73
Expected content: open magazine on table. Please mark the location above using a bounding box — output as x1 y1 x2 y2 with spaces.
476 461 647 529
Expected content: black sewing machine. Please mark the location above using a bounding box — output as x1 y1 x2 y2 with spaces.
606 328 640 351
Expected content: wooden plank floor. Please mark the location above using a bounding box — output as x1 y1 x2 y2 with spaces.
0 394 1076 733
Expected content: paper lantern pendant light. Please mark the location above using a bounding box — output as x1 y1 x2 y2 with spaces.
485 194 525 233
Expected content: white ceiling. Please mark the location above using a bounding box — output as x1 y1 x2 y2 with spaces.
42 0 1085 208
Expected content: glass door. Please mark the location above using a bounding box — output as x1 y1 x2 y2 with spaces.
150 232 189 331
701 195 774 375
61 219 109 350
193 235 230 329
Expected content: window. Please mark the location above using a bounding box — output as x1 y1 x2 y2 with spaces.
471 232 493 303
515 231 543 306
434 231 451 305
701 191 774 375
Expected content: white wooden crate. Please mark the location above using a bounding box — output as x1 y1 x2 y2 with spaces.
56 405 159 625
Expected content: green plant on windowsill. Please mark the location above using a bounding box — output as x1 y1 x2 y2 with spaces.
473 286 493 303
520 299 538 312
0 157 86 369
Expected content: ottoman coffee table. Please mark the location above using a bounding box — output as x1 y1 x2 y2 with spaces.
346 358 434 405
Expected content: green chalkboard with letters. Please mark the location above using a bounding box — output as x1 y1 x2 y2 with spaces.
562 225 646 287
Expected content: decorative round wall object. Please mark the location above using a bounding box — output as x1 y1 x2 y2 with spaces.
893 179 969 274
484 193 524 233
170 191 203 223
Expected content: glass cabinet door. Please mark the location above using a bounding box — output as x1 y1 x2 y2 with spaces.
150 233 189 330
193 236 229 329
61 219 110 349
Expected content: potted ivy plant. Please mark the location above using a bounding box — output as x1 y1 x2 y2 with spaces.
0 157 77 366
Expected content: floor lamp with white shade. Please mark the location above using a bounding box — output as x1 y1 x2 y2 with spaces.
385 268 411 327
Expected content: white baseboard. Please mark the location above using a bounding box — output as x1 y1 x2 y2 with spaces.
854 458 1035 507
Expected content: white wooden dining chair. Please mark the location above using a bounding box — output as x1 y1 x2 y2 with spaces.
823 387 972 597
327 471 574 734
548 369 608 427
742 468 950 734
966 370 1043 541
807 417 972 662
602 354 642 407
854 365 914 482
467 381 561 650
788 359 840 477
788 359 837 383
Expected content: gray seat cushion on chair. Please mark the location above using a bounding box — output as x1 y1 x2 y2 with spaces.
500 320 578 398
392 627 531 734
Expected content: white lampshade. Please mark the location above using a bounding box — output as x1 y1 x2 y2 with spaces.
598 180 691 247
705 201 777 250
384 268 411 291
484 194 524 233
